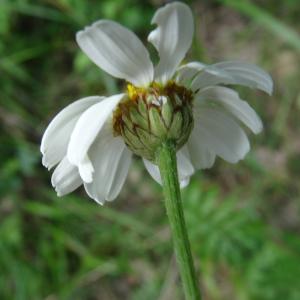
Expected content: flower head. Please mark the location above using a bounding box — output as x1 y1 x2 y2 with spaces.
41 2 273 204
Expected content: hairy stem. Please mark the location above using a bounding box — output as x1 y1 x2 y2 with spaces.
156 141 201 300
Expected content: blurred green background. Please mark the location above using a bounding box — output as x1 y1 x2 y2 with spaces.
1 0 300 299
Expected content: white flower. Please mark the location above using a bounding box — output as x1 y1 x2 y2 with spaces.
41 2 273 204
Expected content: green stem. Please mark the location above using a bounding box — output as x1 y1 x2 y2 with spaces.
156 141 201 300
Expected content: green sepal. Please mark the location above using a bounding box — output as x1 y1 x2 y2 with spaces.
129 106 148 131
137 98 148 119
122 126 144 150
149 106 168 137
169 111 183 139
161 101 173 128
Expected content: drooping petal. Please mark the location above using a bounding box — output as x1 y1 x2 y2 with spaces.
212 61 273 94
178 61 273 94
187 138 216 170
196 86 263 134
143 146 194 188
143 159 161 183
179 177 190 189
51 156 82 197
177 146 195 185
106 148 132 201
41 96 103 169
67 94 124 182
84 128 132 204
76 20 154 87
176 61 205 85
193 108 250 163
191 66 233 91
148 2 194 84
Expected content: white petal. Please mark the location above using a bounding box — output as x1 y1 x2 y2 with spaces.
189 61 273 94
213 61 273 94
179 177 190 189
148 2 194 84
191 67 235 91
84 131 132 204
143 147 194 189
176 61 205 84
177 146 195 183
187 137 216 170
76 20 153 87
51 156 82 197
143 159 161 184
67 93 124 182
78 155 94 183
41 96 103 169
196 86 263 134
106 148 132 201
193 108 250 163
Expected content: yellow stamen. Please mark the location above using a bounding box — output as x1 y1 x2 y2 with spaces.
126 83 147 102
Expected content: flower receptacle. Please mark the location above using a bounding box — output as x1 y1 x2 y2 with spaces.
113 82 194 161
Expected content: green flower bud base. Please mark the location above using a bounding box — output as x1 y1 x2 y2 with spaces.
113 81 194 161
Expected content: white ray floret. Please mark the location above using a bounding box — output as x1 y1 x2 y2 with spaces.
67 93 125 183
148 1 194 84
76 21 154 87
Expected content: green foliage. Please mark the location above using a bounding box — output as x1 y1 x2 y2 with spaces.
183 181 265 266
217 0 300 52
183 180 300 299
1 0 300 299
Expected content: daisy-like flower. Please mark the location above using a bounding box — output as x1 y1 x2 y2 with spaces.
41 2 273 204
